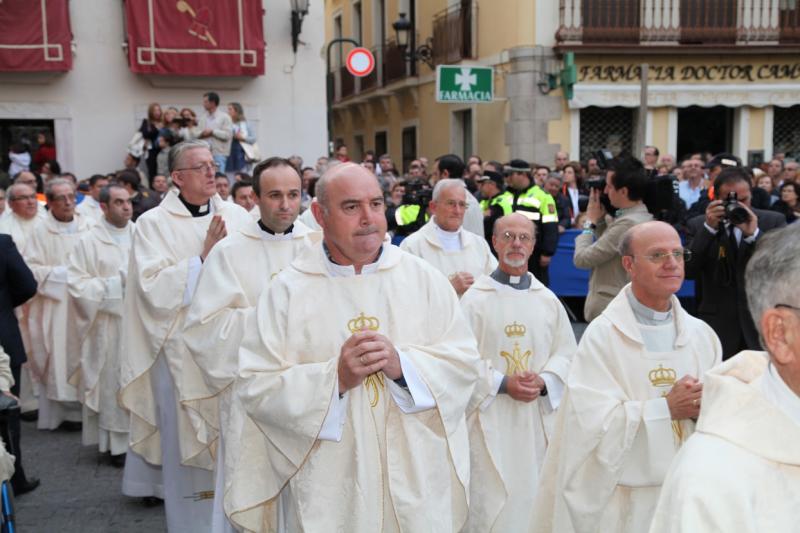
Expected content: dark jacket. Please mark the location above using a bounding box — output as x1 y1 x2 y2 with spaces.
686 208 787 359
0 234 37 367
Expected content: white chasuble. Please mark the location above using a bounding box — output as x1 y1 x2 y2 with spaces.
182 220 319 526
229 244 481 533
25 212 93 429
67 220 134 455
119 190 253 469
0 211 45 253
460 274 577 533
649 351 800 533
75 196 103 223
400 219 496 290
531 285 722 533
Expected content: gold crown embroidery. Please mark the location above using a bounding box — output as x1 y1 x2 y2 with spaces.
500 343 532 375
347 312 380 334
504 321 526 338
346 312 383 407
649 365 677 388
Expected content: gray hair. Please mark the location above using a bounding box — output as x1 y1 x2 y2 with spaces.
7 183 34 201
432 178 466 202
168 140 210 173
98 183 128 205
44 177 75 200
745 226 800 343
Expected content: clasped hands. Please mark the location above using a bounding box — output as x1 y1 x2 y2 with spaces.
506 371 546 403
666 375 702 420
337 330 402 394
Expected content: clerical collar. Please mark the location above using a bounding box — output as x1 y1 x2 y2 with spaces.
52 216 78 234
626 289 672 325
433 220 462 251
490 268 531 290
178 193 210 217
762 362 800 426
322 242 383 277
258 220 293 235
102 217 128 233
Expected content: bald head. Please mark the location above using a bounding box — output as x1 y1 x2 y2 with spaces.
315 162 377 210
493 213 536 273
494 212 535 237
620 221 680 257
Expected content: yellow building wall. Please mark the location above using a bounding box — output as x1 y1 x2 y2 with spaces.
749 107 766 151
650 107 670 154
548 95 572 160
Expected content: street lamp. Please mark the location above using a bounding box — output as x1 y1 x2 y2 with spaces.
291 0 310 54
392 13 433 69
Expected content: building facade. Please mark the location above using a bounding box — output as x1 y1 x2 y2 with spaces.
326 0 800 170
0 0 327 179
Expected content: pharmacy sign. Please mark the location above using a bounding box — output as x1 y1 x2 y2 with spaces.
436 65 494 103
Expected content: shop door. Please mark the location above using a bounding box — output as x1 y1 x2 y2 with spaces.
677 106 733 160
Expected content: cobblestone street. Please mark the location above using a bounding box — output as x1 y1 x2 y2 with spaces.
13 421 166 532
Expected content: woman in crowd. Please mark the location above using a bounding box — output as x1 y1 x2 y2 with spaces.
8 143 30 177
178 107 198 140
226 102 256 176
771 182 800 224
32 132 56 173
139 103 164 180
561 161 584 228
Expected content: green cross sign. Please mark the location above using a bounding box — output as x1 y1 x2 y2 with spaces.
436 65 494 103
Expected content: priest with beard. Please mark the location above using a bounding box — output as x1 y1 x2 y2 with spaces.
227 163 481 532
460 213 577 532
119 140 252 532
183 156 319 532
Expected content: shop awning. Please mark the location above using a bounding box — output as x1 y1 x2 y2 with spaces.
125 0 265 76
0 0 73 72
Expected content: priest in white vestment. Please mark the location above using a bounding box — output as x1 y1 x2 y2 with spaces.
400 178 496 297
119 141 252 532
67 184 134 463
650 225 800 533
74 175 109 223
229 163 481 532
461 213 577 532
0 183 46 414
430 154 484 237
25 178 93 430
183 157 319 532
532 221 722 533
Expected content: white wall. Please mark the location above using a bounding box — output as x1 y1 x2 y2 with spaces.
0 0 327 178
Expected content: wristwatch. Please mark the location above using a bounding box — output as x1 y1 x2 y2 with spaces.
582 221 597 231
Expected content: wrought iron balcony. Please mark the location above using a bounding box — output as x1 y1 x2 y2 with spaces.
433 2 475 64
557 0 800 47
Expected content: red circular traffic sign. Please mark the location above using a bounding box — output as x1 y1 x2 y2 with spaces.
346 47 375 77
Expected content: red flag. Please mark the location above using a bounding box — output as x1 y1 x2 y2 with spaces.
125 0 265 76
0 0 73 72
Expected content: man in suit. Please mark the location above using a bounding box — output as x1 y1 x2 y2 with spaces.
686 167 786 359
0 234 40 495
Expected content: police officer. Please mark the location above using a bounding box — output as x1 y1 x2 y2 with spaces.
477 170 510 253
494 159 559 285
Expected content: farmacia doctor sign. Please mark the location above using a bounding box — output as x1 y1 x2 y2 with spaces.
436 65 494 103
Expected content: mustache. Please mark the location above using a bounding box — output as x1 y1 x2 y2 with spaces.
354 226 380 236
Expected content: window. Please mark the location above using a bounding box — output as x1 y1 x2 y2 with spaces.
353 2 363 45
375 131 388 158
354 134 365 162
402 127 417 174
452 109 473 160
579 107 633 162
774 105 800 159
334 14 343 67
0 119 55 175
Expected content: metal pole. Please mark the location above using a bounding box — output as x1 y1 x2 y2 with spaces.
636 63 649 159
326 38 360 157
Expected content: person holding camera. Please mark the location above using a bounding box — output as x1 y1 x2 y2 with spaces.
686 168 786 360
573 158 653 322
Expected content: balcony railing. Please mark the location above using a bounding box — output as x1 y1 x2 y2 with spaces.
557 0 800 46
383 41 408 85
432 2 474 64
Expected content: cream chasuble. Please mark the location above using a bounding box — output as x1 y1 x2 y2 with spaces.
399 219 496 290
649 351 800 533
460 274 576 533
67 219 134 455
182 220 319 528
25 211 93 429
531 285 722 533
0 211 45 252
229 244 480 533
75 196 103 223
119 189 253 469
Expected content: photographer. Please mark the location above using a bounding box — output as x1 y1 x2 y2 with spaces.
686 167 786 359
573 157 653 322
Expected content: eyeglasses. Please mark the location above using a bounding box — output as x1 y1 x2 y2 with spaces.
176 162 219 174
498 231 533 244
443 200 468 209
776 303 800 313
631 249 692 264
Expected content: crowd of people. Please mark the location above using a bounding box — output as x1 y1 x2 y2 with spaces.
0 123 798 533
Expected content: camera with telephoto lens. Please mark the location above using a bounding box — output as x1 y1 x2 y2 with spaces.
401 179 432 207
723 191 751 225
